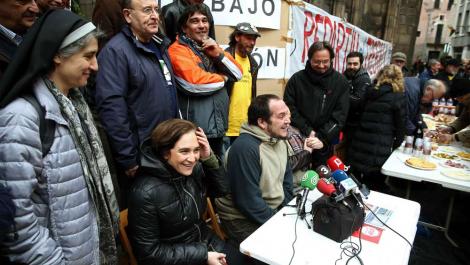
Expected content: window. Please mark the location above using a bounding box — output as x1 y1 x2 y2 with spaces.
435 24 443 44
464 10 470 32
434 0 440 9
457 12 462 33
447 0 454 10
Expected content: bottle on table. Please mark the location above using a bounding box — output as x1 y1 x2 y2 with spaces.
413 121 424 157
432 99 439 116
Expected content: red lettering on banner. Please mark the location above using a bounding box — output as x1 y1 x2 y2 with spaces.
314 14 324 42
323 16 333 41
302 11 315 63
334 22 345 70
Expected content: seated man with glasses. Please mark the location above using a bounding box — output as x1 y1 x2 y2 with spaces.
283 41 350 167
94 0 180 207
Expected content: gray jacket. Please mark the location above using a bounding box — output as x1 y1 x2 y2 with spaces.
0 80 99 265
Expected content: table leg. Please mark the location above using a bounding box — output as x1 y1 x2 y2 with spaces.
418 193 459 248
406 181 411 199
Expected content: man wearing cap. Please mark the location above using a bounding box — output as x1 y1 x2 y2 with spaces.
0 0 39 79
168 4 242 157
94 0 179 205
162 0 215 43
438 78 470 147
225 22 260 144
391 52 410 76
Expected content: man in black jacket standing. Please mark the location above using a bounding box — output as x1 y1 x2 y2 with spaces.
284 41 349 166
338 51 371 160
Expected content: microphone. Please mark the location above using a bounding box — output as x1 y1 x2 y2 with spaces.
327 155 348 172
317 178 346 202
315 165 332 179
298 170 319 219
331 170 358 196
327 156 370 198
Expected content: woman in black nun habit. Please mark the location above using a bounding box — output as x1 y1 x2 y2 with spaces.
0 9 119 265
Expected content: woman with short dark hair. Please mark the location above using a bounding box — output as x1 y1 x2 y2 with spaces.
128 119 245 265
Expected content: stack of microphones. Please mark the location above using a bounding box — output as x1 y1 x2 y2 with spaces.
315 155 370 202
308 156 368 242
295 155 369 219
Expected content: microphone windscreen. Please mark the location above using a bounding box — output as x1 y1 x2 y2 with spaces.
317 178 336 196
327 155 346 172
316 165 332 179
331 170 348 183
300 170 319 190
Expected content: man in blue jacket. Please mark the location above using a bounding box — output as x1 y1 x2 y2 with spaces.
95 0 179 202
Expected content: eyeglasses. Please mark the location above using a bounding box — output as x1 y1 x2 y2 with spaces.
311 59 331 66
128 6 159 16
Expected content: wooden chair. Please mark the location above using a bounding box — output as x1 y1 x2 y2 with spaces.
204 197 226 240
119 209 138 265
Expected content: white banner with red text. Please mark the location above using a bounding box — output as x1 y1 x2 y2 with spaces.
285 3 392 79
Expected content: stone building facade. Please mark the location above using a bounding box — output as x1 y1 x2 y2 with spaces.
414 0 456 62
309 0 423 67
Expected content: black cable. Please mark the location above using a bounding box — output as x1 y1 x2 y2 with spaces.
353 193 413 248
288 214 300 265
334 198 364 265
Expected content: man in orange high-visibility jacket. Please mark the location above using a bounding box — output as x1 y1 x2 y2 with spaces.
169 4 242 158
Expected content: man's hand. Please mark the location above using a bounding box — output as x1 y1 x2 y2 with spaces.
196 127 211 159
309 130 316 138
306 137 324 150
202 37 223 58
437 125 453 134
125 165 139 178
303 138 313 153
438 133 453 145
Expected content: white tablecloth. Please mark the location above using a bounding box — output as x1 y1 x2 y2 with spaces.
240 191 420 265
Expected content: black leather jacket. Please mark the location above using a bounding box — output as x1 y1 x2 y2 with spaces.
128 141 229 265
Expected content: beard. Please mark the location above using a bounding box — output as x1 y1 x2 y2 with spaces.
344 68 358 79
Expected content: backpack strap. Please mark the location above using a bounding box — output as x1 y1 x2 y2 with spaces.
22 94 56 157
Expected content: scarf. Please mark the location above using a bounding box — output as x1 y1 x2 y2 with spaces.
305 62 334 87
44 78 119 264
180 33 213 71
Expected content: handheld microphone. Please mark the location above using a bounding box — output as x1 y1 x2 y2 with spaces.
348 172 370 198
331 170 358 196
317 178 345 202
315 165 332 179
298 170 319 218
327 155 349 172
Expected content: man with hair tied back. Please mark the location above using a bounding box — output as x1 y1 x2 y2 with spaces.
216 94 294 245
225 22 260 144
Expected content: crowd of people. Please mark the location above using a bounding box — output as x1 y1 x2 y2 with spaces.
1 0 470 265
